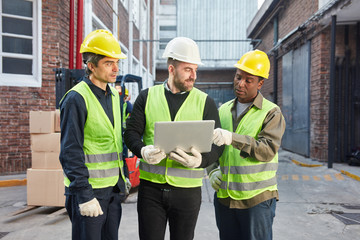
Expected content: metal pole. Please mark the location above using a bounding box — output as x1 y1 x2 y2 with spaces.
128 0 133 74
328 15 336 168
69 0 74 69
273 51 278 104
76 0 84 69
273 16 278 104
344 25 350 161
351 22 360 150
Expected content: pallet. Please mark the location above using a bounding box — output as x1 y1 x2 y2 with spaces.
10 205 39 216
10 205 66 217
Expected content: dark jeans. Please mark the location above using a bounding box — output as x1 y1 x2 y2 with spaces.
65 194 123 240
137 182 202 240
214 193 276 240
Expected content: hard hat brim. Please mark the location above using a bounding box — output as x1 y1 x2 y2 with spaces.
234 63 269 79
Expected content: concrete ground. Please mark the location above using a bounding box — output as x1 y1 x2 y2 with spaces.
1 149 360 239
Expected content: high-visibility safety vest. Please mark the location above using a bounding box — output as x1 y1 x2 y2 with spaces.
62 81 125 189
217 98 279 200
122 101 129 129
140 84 207 188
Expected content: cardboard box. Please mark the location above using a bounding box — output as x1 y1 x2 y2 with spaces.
27 168 65 207
54 109 61 132
29 111 55 133
31 133 60 152
32 151 62 169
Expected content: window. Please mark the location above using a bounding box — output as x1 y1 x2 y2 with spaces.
160 26 177 31
140 2 147 39
120 0 129 11
160 0 176 5
159 25 176 49
0 0 41 87
132 0 139 28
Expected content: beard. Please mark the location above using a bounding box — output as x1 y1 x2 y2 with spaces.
173 75 195 92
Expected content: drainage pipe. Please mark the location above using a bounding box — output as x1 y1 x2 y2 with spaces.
76 0 84 69
128 0 133 74
328 15 336 168
273 16 278 104
69 0 74 69
344 25 350 161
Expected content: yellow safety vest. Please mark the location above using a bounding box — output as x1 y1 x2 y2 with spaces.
140 84 207 188
62 81 125 189
217 98 279 200
122 101 129 129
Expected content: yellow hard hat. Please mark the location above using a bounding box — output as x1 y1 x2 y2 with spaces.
234 49 270 79
80 29 127 59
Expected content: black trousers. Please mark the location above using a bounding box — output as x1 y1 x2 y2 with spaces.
137 182 202 240
65 194 123 240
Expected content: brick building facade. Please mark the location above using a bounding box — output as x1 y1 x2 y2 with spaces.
247 0 360 164
0 0 155 175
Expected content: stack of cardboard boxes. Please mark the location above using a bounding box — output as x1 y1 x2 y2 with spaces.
27 110 65 207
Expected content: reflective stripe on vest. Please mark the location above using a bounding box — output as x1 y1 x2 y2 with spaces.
220 176 277 191
217 98 279 200
220 162 278 175
85 152 118 163
122 102 129 128
85 152 119 179
140 84 207 188
140 161 205 179
61 81 125 189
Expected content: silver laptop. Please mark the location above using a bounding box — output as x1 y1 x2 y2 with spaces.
154 120 215 154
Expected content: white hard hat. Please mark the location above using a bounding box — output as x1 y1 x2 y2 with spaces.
162 37 203 65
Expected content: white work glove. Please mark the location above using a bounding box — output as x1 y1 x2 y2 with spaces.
125 177 131 195
141 145 166 165
209 168 223 192
213 128 233 146
169 147 202 168
78 198 103 217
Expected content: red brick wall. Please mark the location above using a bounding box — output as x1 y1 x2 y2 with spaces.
118 2 129 48
309 24 359 161
1 0 156 174
140 0 155 75
0 0 73 175
261 0 358 162
250 0 337 161
133 26 140 60
278 0 317 39
256 20 275 101
310 28 331 161
257 0 319 104
93 0 113 30
142 42 148 68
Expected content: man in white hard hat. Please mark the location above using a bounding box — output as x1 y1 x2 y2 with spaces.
124 37 224 240
59 29 131 240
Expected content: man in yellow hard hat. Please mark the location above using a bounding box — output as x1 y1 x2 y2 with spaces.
209 50 286 240
124 37 224 240
59 29 130 240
